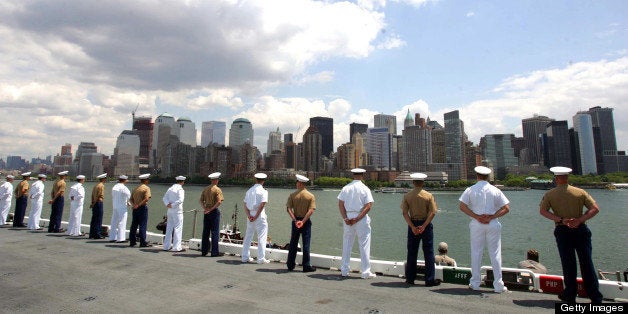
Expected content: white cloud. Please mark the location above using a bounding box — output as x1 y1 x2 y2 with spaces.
376 34 407 50
297 71 335 85
466 11 475 18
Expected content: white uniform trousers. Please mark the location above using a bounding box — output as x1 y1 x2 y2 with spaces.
109 207 128 241
27 198 43 230
341 213 372 276
469 219 505 291
0 199 11 225
163 209 183 251
241 213 268 261
66 202 83 236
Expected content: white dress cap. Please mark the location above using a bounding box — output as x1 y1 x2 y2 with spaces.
118 175 128 180
350 168 366 174
21 172 32 176
138 174 151 180
57 171 68 176
76 175 86 180
295 174 309 183
38 174 47 179
175 176 186 181
254 173 267 179
410 173 428 180
96 173 107 179
550 166 572 175
474 166 492 175
208 172 221 179
6 175 14 179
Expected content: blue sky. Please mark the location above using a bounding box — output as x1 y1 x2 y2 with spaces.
1 0 626 158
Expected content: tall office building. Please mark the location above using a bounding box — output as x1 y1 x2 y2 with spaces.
374 114 397 135
402 125 432 172
302 125 322 172
267 127 282 155
152 113 177 168
522 114 554 165
284 133 293 145
366 127 393 170
61 143 72 157
229 118 254 148
114 130 140 177
201 121 226 147
544 121 572 168
431 128 446 163
349 123 368 143
573 112 597 175
132 116 153 168
479 134 518 180
403 109 414 129
587 106 617 155
444 110 466 180
176 117 197 147
309 117 333 157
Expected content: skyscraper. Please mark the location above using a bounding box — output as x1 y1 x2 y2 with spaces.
152 113 177 169
573 112 597 175
374 114 397 135
366 127 393 170
403 109 414 129
303 125 322 172
201 121 226 147
266 127 282 155
349 122 368 143
309 117 333 157
176 117 197 147
114 130 140 177
587 106 617 155
444 110 466 180
229 118 254 148
544 121 572 168
521 114 554 165
402 125 432 172
132 116 153 168
479 134 518 180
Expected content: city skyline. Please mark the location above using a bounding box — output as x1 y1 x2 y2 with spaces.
1 1 627 159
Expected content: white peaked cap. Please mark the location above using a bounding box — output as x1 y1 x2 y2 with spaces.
208 172 221 179
175 176 186 181
550 166 572 176
138 174 150 179
295 174 309 183
21 172 32 176
76 175 86 180
58 171 68 176
96 173 107 179
119 175 128 180
474 166 492 175
351 168 366 174
410 173 427 180
254 173 267 179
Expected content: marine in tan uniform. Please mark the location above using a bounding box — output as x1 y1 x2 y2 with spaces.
89 173 107 239
129 174 152 247
401 173 439 286
199 172 224 257
539 166 602 304
286 174 316 272
13 172 31 227
48 171 68 233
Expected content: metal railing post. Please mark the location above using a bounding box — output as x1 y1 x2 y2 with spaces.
192 209 198 238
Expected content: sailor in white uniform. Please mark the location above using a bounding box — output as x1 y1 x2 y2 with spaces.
459 166 510 293
241 173 270 264
27 174 46 230
109 175 131 243
163 176 186 252
66 175 86 236
338 168 376 279
0 175 14 225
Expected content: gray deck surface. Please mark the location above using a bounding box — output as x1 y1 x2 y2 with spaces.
0 226 567 313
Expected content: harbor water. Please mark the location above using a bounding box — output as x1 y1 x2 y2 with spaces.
32 181 627 275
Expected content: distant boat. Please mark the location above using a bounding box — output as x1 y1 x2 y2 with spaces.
375 187 410 193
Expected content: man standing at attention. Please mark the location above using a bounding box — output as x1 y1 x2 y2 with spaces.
89 173 107 239
241 173 270 264
13 172 31 227
401 173 439 286
200 172 223 257
27 174 46 230
48 171 68 233
130 174 152 247
0 174 14 225
286 174 317 272
67 175 86 236
109 175 131 243
459 166 510 293
338 168 375 279
163 176 186 252
539 166 603 304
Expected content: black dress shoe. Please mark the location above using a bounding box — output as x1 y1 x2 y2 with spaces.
303 266 317 273
558 293 576 303
129 243 136 247
109 240 116 243
139 243 152 248
115 240 128 243
201 252 208 256
425 280 441 287
210 253 224 257
405 280 415 285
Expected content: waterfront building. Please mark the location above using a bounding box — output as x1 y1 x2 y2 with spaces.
366 127 393 170
573 112 597 175
267 150 285 170
75 142 99 176
201 121 226 147
79 153 104 179
588 106 617 174
284 133 293 145
176 117 197 147
522 114 554 165
6 156 27 171
337 143 355 170
402 125 431 172
152 113 177 169
374 114 397 135
132 116 153 169
431 128 446 163
392 134 402 171
465 141 481 180
309 117 333 158
479 134 518 180
544 121 572 169
53 144 73 175
349 123 368 143
267 127 282 155
113 130 140 178
285 141 297 169
444 110 466 180
303 125 322 172
427 117 443 130
170 142 196 177
229 118 254 148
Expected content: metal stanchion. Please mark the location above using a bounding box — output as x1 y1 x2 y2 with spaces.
192 209 198 238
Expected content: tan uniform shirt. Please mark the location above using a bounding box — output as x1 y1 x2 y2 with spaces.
92 182 105 205
51 179 66 199
15 180 29 197
131 184 151 207
286 188 316 217
401 187 437 220
200 185 223 209
539 184 596 219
